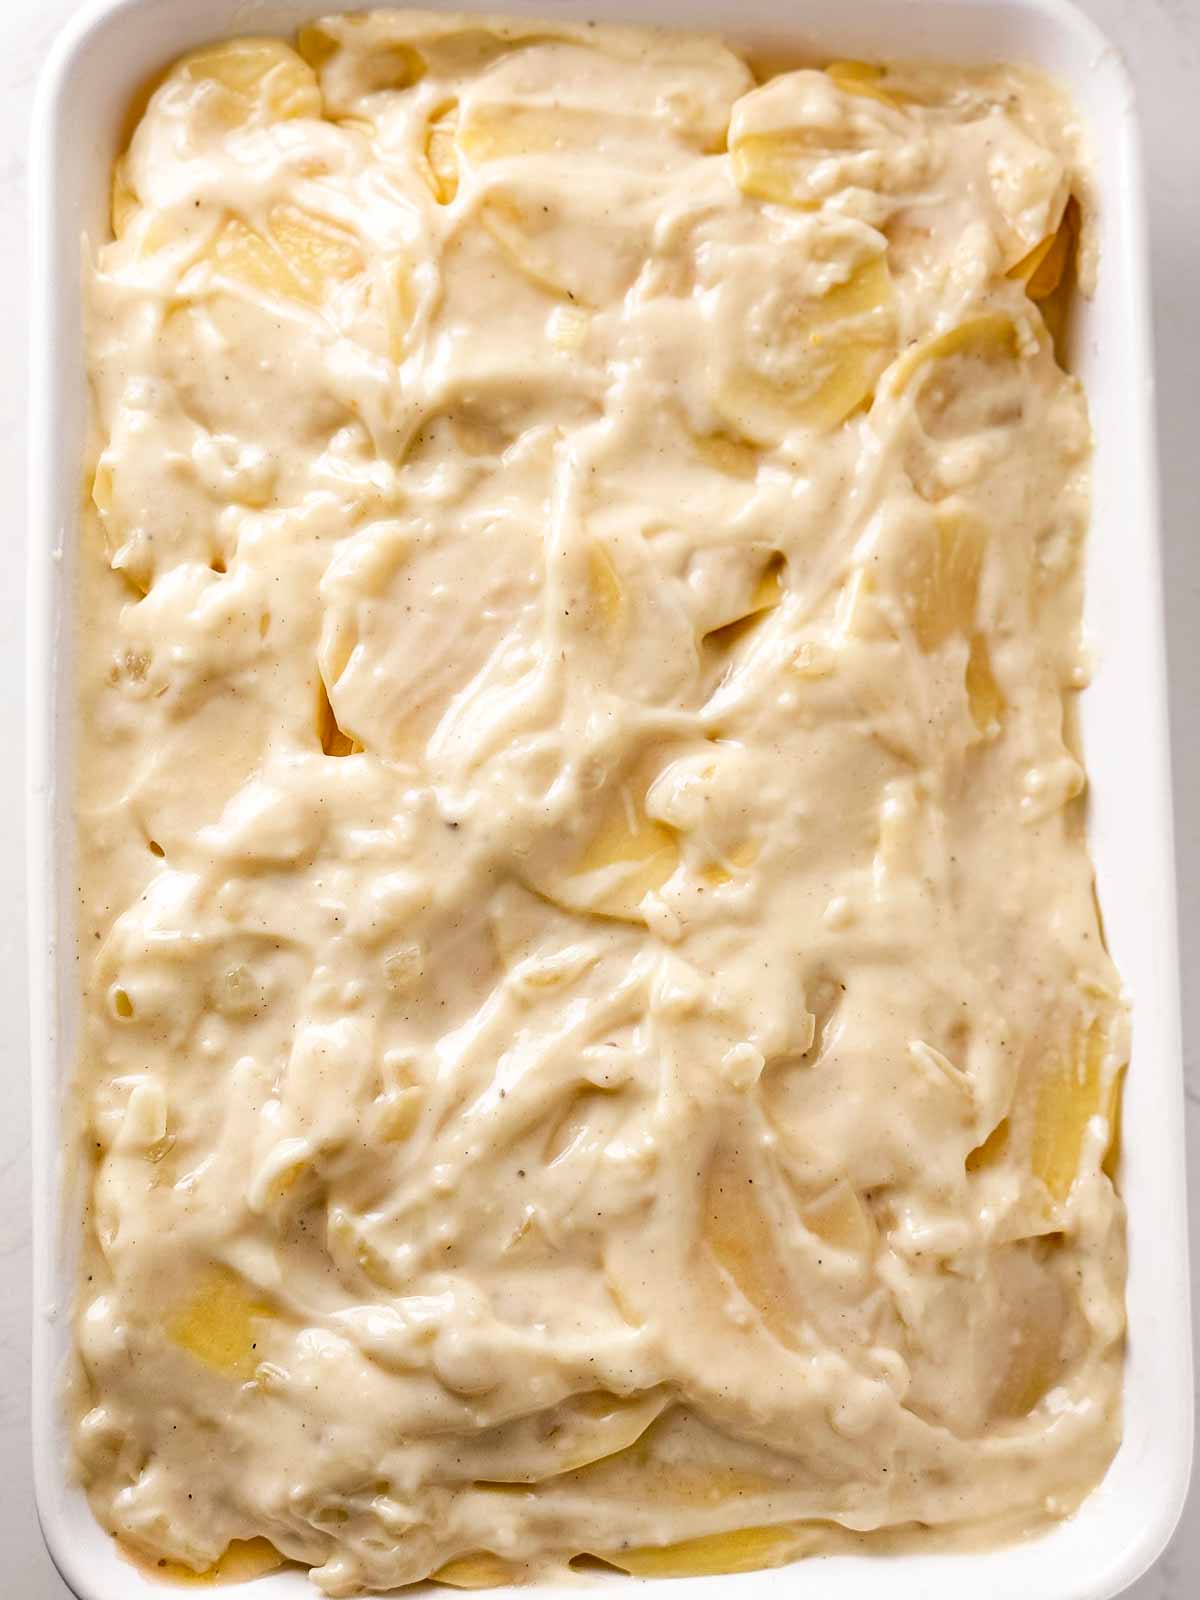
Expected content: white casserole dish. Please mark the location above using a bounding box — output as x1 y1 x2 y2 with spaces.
27 0 1191 1596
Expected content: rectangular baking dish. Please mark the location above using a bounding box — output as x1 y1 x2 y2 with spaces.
28 1 1191 1597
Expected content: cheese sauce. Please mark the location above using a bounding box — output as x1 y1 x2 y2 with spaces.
75 13 1127 1594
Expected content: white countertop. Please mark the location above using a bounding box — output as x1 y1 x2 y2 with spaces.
2 2 1197 1594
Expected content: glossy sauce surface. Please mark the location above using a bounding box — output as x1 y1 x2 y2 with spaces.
75 13 1126 1594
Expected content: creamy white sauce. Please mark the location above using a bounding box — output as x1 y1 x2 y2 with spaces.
74 13 1127 1594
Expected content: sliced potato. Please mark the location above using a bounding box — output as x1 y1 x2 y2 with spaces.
965 633 1006 736
911 507 986 653
966 1116 1010 1174
598 1524 803 1577
433 1554 518 1589
110 156 139 238
730 68 910 209
1010 199 1076 302
699 839 760 888
690 431 759 480
425 102 460 203
973 1013 1121 1207
166 1267 271 1380
315 674 361 757
132 1536 284 1586
478 181 650 306
208 207 363 307
704 1142 798 1347
586 541 626 637
801 1180 876 1255
470 1389 668 1483
885 313 1021 400
1032 1018 1118 1203
699 549 785 644
459 101 589 162
988 1241 1072 1419
825 60 902 108
716 254 895 444
567 804 678 922
298 22 424 96
167 38 321 128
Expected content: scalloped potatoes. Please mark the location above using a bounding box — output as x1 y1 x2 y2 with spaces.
75 13 1122 1594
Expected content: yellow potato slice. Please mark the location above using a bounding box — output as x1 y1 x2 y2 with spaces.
990 1304 1064 1418
732 132 821 210
168 38 321 129
460 102 572 162
705 1143 798 1347
1008 199 1076 302
110 156 139 238
1032 1018 1118 1203
834 564 883 642
699 839 760 888
209 207 363 307
425 102 460 203
376 259 416 363
375 1083 422 1141
433 1554 518 1589
825 60 901 107
89 460 113 519
1008 230 1056 289
691 431 760 480
717 254 895 444
327 1207 394 1289
478 183 648 306
568 805 678 922
911 508 985 653
128 1536 284 1586
460 100 640 165
902 507 1006 734
89 460 119 544
972 1014 1121 1205
965 633 1006 736
552 1406 782 1510
167 1267 271 1380
966 1115 1010 1174
453 27 747 162
294 21 340 72
1102 1064 1125 1181
886 313 1021 399
989 1241 1072 1418
472 1390 668 1484
747 553 786 614
801 1180 875 1255
531 746 692 925
586 541 626 637
731 73 902 210
599 1524 803 1577
315 674 361 757
887 315 1030 502
298 23 424 95
701 551 785 652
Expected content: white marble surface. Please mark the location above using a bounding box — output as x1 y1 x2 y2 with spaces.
2 1 1197 1594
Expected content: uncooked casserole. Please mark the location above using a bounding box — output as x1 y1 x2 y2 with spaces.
73 12 1126 1593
